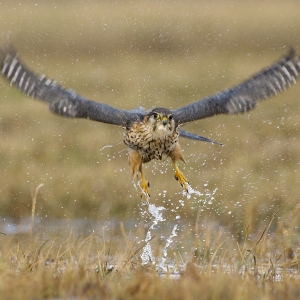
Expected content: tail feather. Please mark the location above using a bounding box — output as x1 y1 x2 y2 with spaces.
179 129 223 145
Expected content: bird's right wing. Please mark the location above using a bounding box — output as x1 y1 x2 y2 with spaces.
0 45 142 128
172 48 300 125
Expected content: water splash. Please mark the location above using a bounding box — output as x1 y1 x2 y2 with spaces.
159 224 178 271
182 183 203 199
180 183 218 210
99 145 113 151
139 183 218 267
132 180 150 203
140 230 155 265
140 204 180 269
140 203 165 265
198 187 218 207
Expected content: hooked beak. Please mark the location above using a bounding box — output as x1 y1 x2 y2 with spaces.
162 117 168 126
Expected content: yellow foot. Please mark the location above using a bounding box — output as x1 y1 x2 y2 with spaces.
140 175 150 203
174 166 189 193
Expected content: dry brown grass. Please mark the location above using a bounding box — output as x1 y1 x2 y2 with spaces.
0 214 299 299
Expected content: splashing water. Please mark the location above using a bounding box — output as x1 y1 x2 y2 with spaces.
140 203 181 268
140 230 155 265
99 145 114 151
179 183 218 211
140 203 165 265
139 182 218 267
159 224 178 271
183 183 203 199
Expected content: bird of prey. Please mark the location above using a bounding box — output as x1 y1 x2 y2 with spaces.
0 45 299 202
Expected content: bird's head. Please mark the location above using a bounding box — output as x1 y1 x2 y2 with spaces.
145 108 176 137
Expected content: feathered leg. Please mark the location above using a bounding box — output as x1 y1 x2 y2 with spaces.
128 149 150 201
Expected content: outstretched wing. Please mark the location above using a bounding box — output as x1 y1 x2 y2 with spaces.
0 45 142 128
172 48 300 125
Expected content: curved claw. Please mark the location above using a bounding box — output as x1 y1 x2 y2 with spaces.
174 163 189 193
141 174 150 202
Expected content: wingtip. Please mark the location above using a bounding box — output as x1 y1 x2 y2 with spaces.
286 47 297 60
0 42 16 55
0 43 17 67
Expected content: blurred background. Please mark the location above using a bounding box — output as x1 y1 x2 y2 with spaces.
0 0 300 237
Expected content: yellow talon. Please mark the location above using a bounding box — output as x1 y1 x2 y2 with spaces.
169 143 190 193
174 162 189 192
140 172 150 202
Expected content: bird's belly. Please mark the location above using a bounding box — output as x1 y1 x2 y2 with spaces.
139 139 175 162
124 131 178 162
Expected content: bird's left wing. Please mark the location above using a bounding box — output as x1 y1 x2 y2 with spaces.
0 45 142 127
172 48 300 125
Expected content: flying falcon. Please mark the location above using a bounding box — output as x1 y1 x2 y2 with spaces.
0 45 299 201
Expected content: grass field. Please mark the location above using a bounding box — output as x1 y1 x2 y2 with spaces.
0 0 300 298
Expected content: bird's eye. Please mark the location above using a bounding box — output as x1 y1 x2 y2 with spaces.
153 113 158 119
168 115 173 121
